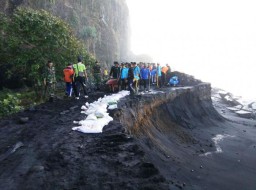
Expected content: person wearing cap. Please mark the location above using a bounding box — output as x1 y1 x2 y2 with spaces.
73 57 88 99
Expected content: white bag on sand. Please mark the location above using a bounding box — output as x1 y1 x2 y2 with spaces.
73 91 130 133
86 114 97 120
108 104 118 110
108 100 117 105
95 111 104 118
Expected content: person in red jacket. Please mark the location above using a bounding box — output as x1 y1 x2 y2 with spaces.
63 63 74 97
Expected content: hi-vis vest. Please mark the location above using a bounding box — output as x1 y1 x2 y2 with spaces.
63 66 74 82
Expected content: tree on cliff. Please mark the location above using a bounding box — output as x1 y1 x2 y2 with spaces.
0 7 95 91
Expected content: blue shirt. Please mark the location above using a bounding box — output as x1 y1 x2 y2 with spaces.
140 68 150 79
151 69 156 76
133 66 140 80
121 67 129 79
157 66 162 77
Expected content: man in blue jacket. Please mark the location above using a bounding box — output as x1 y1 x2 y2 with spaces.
119 63 129 90
140 64 151 92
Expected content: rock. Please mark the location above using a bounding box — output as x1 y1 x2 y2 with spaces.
28 106 36 112
31 165 44 172
200 165 203 169
191 169 194 172
243 130 246 132
175 183 183 189
19 117 29 124
235 110 253 119
69 105 79 111
200 149 205 153
252 102 256 110
60 110 69 115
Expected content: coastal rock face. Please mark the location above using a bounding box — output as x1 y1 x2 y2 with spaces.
0 0 130 66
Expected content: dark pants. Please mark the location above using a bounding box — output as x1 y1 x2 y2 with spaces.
94 73 101 90
65 82 73 97
43 82 55 98
121 79 127 90
161 72 166 86
75 76 87 97
141 79 149 91
128 79 135 96
166 72 172 84
157 76 162 88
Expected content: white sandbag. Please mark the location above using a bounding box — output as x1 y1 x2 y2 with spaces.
73 90 129 133
86 114 97 120
108 104 118 110
95 111 104 118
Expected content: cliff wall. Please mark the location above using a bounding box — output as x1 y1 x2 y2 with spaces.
0 0 130 66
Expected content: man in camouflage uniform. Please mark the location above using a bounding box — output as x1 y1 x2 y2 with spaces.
43 60 56 100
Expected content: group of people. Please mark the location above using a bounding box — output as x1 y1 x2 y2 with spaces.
43 58 174 100
108 61 172 96
43 57 89 100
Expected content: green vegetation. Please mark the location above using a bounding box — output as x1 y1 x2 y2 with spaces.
0 7 96 117
0 7 95 89
0 89 38 118
80 26 97 39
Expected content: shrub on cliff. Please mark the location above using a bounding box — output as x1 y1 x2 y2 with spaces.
0 7 95 91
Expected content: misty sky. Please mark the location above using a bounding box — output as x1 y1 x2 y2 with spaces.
126 0 256 100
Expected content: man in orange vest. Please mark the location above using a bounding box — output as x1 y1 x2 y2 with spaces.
63 63 74 97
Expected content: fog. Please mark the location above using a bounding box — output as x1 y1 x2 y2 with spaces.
126 0 256 100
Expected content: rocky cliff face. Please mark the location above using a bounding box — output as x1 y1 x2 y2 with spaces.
0 0 130 66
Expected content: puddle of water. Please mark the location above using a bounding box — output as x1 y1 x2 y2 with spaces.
200 134 235 156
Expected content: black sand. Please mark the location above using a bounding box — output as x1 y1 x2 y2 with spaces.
0 84 255 190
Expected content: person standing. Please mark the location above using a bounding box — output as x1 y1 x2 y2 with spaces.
120 63 129 90
109 61 120 79
109 61 121 92
152 63 157 84
103 67 109 80
161 64 168 86
132 62 140 94
140 64 151 92
166 64 172 84
156 63 162 88
73 57 88 99
43 60 56 101
63 63 74 97
127 63 135 96
93 60 102 90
